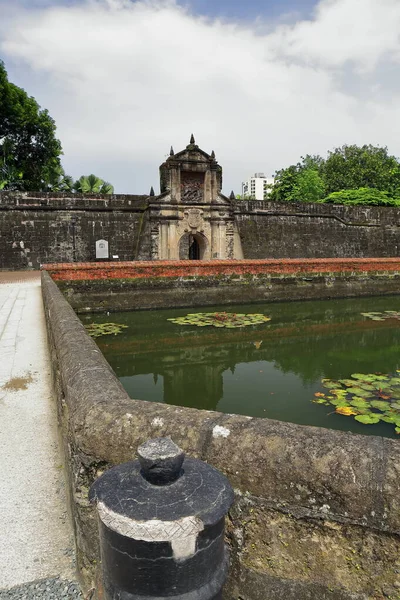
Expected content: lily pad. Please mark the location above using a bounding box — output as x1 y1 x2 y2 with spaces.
168 312 271 329
336 406 358 416
381 415 396 424
370 400 391 411
350 398 369 409
361 310 400 321
346 387 373 397
354 414 381 425
321 379 339 389
84 322 128 338
315 370 400 433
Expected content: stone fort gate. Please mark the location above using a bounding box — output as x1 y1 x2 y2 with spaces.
149 135 243 260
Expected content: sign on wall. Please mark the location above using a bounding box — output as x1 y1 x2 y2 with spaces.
95 239 109 259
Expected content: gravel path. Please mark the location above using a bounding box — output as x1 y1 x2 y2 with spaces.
0 577 83 600
0 275 81 597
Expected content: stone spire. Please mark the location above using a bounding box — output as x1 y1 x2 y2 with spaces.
170 146 174 156
190 133 195 144
150 186 155 197
211 150 215 160
229 190 235 200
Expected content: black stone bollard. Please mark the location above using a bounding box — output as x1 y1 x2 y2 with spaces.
89 437 234 600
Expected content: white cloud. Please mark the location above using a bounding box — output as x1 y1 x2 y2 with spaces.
1 0 400 193
270 0 400 71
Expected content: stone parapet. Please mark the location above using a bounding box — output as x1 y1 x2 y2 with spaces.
42 257 400 280
42 270 400 599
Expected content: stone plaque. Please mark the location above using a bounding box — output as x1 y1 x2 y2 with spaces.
96 239 109 259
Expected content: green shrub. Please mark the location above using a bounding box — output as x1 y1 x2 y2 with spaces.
319 187 400 206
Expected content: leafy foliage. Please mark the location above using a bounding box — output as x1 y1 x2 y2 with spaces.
85 322 128 338
0 60 63 191
321 188 400 206
0 61 114 194
323 144 400 194
270 155 324 202
312 371 400 433
167 312 271 328
73 174 114 194
270 144 400 206
291 169 325 203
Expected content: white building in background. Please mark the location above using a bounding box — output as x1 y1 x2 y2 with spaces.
241 173 275 200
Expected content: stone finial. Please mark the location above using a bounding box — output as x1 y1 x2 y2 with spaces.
137 437 185 485
170 146 174 156
211 150 215 160
190 133 195 144
229 190 235 200
150 186 155 197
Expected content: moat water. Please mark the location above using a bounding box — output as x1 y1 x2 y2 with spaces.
83 296 400 439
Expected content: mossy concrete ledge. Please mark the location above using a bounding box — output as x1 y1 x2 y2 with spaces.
41 270 400 600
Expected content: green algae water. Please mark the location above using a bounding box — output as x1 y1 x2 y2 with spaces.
82 296 400 439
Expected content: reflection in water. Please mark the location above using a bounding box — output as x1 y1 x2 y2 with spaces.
90 296 400 439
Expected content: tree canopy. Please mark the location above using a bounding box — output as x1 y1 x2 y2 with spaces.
269 145 400 206
0 60 63 191
0 61 114 194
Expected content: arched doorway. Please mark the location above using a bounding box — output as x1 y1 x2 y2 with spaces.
179 233 206 260
189 236 200 260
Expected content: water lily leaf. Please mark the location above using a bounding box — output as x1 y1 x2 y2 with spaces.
336 406 359 416
370 400 391 411
168 312 271 328
321 379 339 389
330 399 350 407
381 415 396 424
338 379 358 387
391 402 400 410
346 387 373 397
85 322 128 338
354 414 381 424
350 398 369 409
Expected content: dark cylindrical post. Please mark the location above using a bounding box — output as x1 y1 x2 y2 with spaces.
89 437 234 600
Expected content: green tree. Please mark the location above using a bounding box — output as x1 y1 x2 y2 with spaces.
321 188 399 206
290 169 325 202
269 164 298 201
0 60 63 191
73 174 114 194
324 145 400 194
270 155 325 202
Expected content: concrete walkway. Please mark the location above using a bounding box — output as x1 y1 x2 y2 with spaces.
0 272 77 590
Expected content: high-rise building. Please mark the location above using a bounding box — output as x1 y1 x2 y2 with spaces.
241 173 275 200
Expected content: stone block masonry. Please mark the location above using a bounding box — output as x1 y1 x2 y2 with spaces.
233 200 400 259
2 190 400 270
42 270 400 599
0 192 150 270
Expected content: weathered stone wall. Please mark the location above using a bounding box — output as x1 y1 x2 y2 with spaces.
0 192 150 269
43 258 400 313
2 193 400 269
233 201 400 258
42 270 400 600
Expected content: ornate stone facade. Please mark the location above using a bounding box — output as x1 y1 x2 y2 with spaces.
149 135 243 260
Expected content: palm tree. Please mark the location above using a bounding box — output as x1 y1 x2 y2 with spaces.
73 174 114 194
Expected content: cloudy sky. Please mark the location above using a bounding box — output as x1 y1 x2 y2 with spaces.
1 0 400 194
